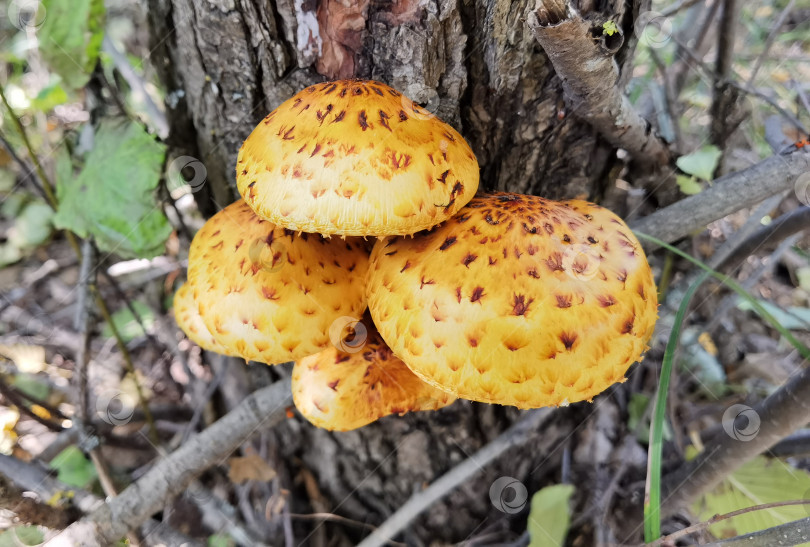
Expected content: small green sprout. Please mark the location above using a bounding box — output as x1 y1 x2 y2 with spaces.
602 21 619 36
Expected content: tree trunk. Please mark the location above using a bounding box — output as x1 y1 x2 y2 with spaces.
146 0 642 542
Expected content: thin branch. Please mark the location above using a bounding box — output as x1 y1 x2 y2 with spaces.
51 378 292 545
659 362 810 517
102 36 169 138
746 0 797 87
708 0 739 152
0 454 200 546
0 83 58 209
647 500 810 546
356 408 555 547
527 4 670 166
703 516 810 546
629 149 810 248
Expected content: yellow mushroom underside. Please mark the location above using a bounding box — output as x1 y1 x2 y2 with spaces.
236 80 479 236
367 192 658 409
292 320 455 431
187 200 370 365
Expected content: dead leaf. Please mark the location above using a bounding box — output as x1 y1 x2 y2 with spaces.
228 454 276 484
0 344 47 373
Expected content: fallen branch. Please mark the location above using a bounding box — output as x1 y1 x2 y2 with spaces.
0 455 197 546
703 516 810 546
659 364 810 517
527 3 670 166
630 150 810 247
356 408 554 547
646 500 810 546
49 377 292 545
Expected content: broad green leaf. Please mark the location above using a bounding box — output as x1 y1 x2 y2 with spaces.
102 301 155 343
737 299 810 331
692 456 810 540
676 175 703 195
0 526 44 546
38 0 105 89
50 446 97 488
676 145 722 181
53 119 171 258
527 484 574 547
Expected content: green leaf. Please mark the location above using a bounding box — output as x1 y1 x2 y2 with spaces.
11 374 50 401
207 534 235 547
31 80 69 111
602 21 619 36
102 301 155 343
527 484 574 547
0 526 45 546
50 446 96 488
676 175 703 195
8 201 54 250
53 119 171 258
38 0 106 89
737 299 810 331
676 145 722 181
692 456 810 539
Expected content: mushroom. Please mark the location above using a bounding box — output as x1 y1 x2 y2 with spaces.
235 79 479 237
366 192 658 408
292 315 455 430
173 283 224 353
183 200 370 365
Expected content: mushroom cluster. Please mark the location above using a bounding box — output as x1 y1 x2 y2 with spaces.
175 79 658 430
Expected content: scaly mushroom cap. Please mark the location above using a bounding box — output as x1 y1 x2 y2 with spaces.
173 283 225 353
292 317 455 430
187 200 370 365
236 80 479 236
367 192 658 408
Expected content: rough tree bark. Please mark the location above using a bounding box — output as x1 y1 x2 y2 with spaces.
145 0 647 542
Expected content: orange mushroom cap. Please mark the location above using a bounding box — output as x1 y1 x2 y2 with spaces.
236 80 479 236
366 192 658 409
292 316 455 430
173 283 225 353
186 200 370 365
